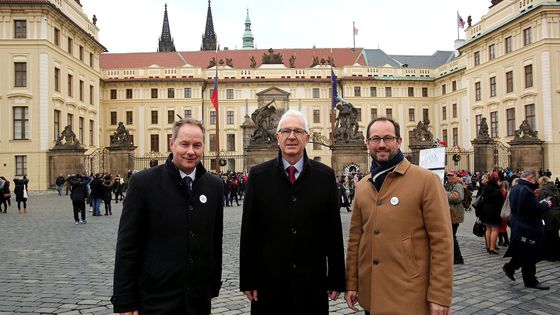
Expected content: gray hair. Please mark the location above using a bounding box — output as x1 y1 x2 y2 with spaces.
520 168 537 180
276 109 309 133
171 118 205 141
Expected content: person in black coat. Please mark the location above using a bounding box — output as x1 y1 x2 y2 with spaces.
503 169 551 290
68 174 90 224
13 177 29 213
111 118 223 314
240 109 345 315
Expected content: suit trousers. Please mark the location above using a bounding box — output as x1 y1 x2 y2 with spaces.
72 201 86 221
504 256 537 286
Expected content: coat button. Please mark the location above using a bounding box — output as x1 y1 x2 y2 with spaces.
376 200 383 206
291 228 297 234
291 196 297 202
188 205 194 212
188 257 194 264
189 231 196 238
373 229 380 235
291 263 297 269
373 259 379 265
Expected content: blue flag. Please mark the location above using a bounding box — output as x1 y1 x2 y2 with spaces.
331 69 338 108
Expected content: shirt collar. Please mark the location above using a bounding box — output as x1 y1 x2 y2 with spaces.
281 157 304 177
179 169 196 181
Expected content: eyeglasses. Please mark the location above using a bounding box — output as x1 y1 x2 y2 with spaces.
367 135 397 144
278 128 308 138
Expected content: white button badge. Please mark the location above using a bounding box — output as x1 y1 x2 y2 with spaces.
199 195 207 204
390 196 399 206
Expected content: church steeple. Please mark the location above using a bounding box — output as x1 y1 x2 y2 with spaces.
201 0 217 51
158 4 176 52
242 9 254 49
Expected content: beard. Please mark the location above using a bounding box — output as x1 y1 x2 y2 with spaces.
370 148 396 164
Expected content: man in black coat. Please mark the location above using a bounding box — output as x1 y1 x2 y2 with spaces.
503 169 551 290
240 109 345 314
111 118 223 314
68 174 89 224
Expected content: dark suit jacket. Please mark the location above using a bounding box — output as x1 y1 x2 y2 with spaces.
111 155 223 314
240 151 345 315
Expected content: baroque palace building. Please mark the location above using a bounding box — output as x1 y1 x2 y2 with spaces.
1 0 560 190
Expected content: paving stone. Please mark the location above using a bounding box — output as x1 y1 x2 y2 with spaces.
0 192 559 314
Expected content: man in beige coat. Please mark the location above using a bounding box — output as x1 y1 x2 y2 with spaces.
345 117 453 315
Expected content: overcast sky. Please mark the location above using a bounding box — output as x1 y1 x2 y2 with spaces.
82 0 491 55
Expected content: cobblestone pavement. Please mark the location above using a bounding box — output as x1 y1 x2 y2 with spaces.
1 191 559 314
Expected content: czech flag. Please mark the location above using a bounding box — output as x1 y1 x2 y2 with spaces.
211 69 218 110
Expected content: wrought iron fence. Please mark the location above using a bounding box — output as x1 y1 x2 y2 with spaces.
129 152 247 173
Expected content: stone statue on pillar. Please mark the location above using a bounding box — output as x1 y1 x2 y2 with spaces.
333 100 364 144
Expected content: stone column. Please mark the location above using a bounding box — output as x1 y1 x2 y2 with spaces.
508 141 544 171
48 148 87 188
245 144 278 172
107 146 137 178
331 144 368 176
471 140 496 173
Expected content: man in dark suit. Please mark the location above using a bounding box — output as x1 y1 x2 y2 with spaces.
240 109 345 314
111 118 223 314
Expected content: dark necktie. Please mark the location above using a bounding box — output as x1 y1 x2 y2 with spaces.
287 166 296 185
183 176 193 195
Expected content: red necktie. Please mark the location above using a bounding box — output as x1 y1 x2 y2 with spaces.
287 166 296 185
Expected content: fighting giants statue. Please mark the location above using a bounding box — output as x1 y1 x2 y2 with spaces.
409 118 435 146
513 120 539 141
333 99 364 144
250 99 279 144
110 122 133 147
53 125 82 149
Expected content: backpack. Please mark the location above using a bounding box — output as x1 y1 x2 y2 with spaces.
462 185 473 209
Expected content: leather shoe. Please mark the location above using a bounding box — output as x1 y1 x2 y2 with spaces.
502 264 515 281
525 283 549 290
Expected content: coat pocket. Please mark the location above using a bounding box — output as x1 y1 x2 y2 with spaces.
401 236 420 279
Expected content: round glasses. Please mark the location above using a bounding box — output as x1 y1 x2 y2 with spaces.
367 135 397 144
278 128 308 138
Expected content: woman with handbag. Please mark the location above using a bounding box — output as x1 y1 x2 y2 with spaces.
477 172 505 254
498 180 511 247
13 177 29 213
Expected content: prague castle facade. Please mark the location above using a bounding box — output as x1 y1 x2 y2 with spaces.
1 0 559 190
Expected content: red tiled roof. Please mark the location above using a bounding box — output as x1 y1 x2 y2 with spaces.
100 48 365 69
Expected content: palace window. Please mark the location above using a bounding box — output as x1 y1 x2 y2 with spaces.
54 110 60 139
79 80 84 101
184 88 192 98
89 85 94 105
126 111 133 125
14 20 26 38
67 37 73 55
370 87 377 97
475 82 481 101
442 105 447 120
452 103 457 118
408 108 415 122
13 106 29 140
126 89 132 99
422 87 428 97
408 87 414 97
525 104 535 129
54 68 60 92
386 108 392 119
452 81 457 91
184 109 192 119
313 109 320 123
524 65 533 88
54 28 60 46
15 156 27 176
110 89 117 99
506 71 513 93
490 111 498 138
168 110 175 124
110 111 117 125
151 110 158 124
150 134 159 152
371 108 378 120
488 44 496 60
168 88 175 99
452 128 458 147
506 108 515 136
474 51 480 66
523 27 532 46
151 88 158 99
227 89 234 99
89 120 94 145
441 84 446 95
505 36 512 53
490 76 496 97
385 87 392 97
227 111 234 124
210 111 216 125
68 74 73 97
312 88 320 99
14 62 27 87
354 86 361 97
79 117 84 144
227 134 235 151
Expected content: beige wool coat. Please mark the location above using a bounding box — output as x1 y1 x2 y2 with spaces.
346 159 453 314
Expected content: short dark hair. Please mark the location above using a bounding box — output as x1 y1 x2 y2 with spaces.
366 117 401 139
171 118 205 141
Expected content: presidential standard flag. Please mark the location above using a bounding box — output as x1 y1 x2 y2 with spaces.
331 69 338 108
211 68 218 110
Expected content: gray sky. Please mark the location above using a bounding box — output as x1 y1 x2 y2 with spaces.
82 0 490 55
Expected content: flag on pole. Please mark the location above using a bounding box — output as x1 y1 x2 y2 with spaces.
331 68 338 108
211 67 218 110
457 11 465 29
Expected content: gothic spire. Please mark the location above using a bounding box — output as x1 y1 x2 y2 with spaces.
242 8 254 49
201 0 217 51
158 3 176 52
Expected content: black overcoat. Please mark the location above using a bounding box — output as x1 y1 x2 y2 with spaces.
111 155 223 314
240 152 345 315
504 179 549 264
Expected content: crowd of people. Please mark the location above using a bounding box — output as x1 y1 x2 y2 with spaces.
443 166 559 291
55 171 129 224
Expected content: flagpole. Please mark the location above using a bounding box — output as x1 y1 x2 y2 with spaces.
352 21 356 51
457 11 459 40
214 47 220 173
330 53 337 169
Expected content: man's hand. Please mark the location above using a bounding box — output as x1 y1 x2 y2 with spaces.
243 290 258 301
430 302 451 315
344 290 359 311
328 291 340 301
120 312 138 315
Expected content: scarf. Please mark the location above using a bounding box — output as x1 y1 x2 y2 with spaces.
369 150 404 191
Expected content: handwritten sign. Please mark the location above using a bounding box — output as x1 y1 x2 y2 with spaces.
419 147 446 183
